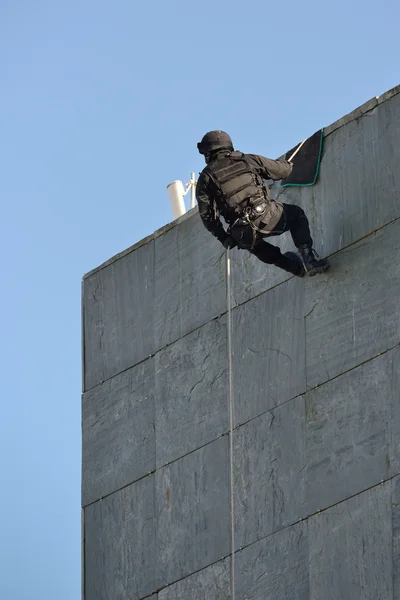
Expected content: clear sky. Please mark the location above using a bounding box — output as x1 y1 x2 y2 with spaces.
0 0 398 598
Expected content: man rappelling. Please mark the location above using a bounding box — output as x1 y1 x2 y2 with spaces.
196 130 329 277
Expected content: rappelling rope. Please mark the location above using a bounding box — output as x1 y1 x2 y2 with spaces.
224 139 306 596
287 138 307 163
275 138 307 202
226 248 236 600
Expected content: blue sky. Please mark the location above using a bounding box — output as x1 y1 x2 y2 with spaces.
0 1 398 598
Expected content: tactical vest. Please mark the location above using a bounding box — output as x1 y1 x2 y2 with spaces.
204 151 266 221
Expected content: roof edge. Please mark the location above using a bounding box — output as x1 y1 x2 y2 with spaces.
324 84 400 137
83 206 198 279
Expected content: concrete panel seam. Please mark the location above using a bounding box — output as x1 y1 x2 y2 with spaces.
82 436 399 595
202 341 399 446
237 475 398 563
83 208 198 281
327 215 400 259
140 475 398 600
324 97 379 137
82 470 156 509
139 556 230 599
83 344 400 509
83 430 228 508
84 388 309 508
305 471 398 521
323 85 399 137
82 312 226 394
305 342 400 394
83 351 155 394
230 215 400 316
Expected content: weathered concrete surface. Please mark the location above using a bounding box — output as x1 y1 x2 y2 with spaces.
305 218 400 389
235 522 309 600
229 232 294 308
306 348 398 514
158 559 230 600
85 475 156 600
234 396 306 548
83 87 400 600
324 96 378 136
232 276 305 425
155 317 227 468
155 436 230 588
83 241 155 391
313 91 400 258
154 214 225 351
82 358 155 506
393 476 400 600
391 350 400 477
309 483 392 600
83 206 199 281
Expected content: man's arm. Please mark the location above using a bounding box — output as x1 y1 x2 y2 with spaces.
246 154 293 181
196 172 228 245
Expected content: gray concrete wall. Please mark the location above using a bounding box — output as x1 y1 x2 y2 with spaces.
82 84 400 599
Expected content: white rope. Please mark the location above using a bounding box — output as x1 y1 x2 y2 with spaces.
274 138 307 203
288 137 307 162
226 248 236 600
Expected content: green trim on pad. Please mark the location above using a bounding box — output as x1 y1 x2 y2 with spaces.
281 128 324 188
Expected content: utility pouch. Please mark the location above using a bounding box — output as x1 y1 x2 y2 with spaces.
229 217 257 249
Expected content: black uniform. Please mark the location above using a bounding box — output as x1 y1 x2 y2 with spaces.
196 149 313 266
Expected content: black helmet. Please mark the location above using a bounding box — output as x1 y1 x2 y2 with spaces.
197 130 233 155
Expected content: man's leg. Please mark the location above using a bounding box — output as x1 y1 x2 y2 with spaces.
230 218 304 276
249 239 304 277
281 203 313 247
281 203 329 275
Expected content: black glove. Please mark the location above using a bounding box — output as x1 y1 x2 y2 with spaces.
222 235 237 250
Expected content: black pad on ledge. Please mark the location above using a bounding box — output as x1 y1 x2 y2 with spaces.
281 129 324 187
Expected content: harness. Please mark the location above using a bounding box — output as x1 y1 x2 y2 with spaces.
205 151 284 249
204 151 267 221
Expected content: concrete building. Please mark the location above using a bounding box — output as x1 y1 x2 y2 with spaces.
82 85 400 600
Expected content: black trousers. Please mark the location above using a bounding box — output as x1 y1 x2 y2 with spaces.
249 203 313 265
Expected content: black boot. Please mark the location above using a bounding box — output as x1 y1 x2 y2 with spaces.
298 245 329 276
275 251 305 278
